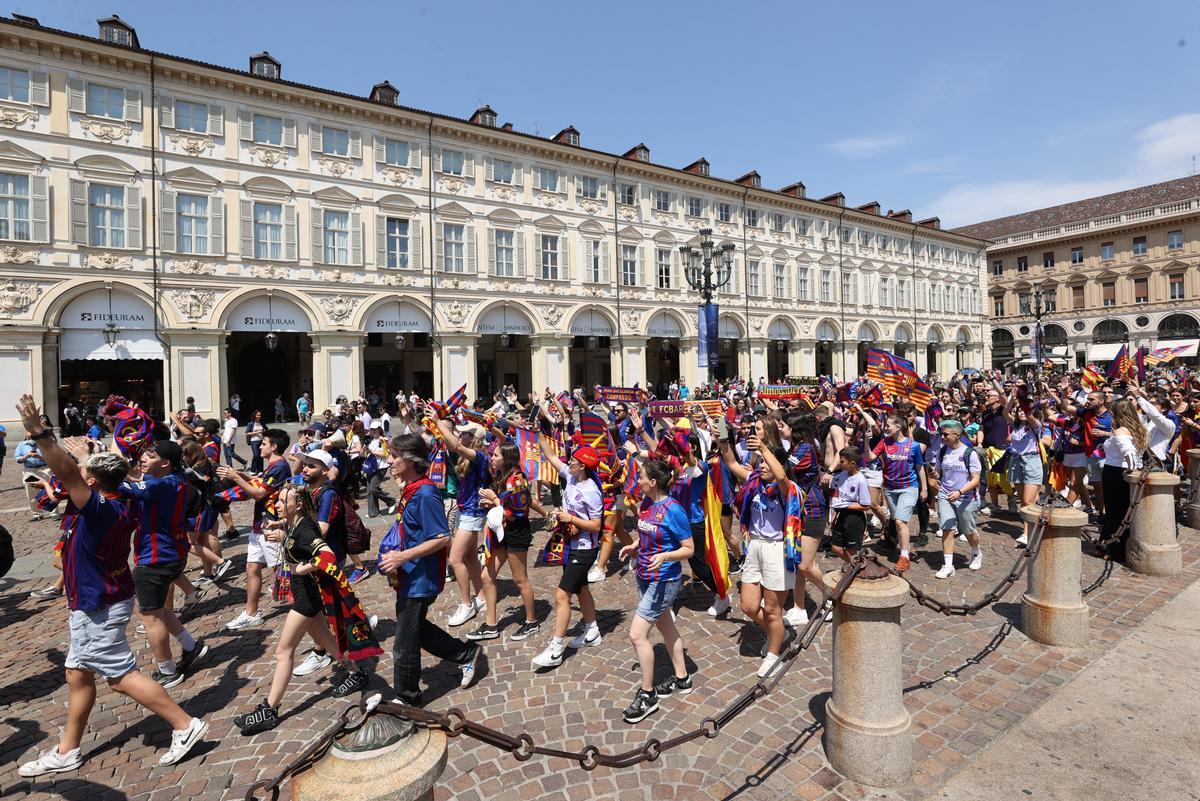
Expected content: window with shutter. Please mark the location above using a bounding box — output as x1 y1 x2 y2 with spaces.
620 244 637 287
560 232 570 278
409 216 422 269
85 84 125 120
0 173 32 242
284 205 297 260
210 196 224 256
123 88 142 123
252 202 284 260
208 103 224 136
159 189 177 252
0 67 30 104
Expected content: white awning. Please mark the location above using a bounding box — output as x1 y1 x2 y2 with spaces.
1087 342 1127 362
60 330 164 361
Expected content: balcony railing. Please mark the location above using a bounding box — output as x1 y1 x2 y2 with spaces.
992 198 1199 246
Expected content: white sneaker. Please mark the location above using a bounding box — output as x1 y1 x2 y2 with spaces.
707 596 731 617
158 717 208 766
448 602 477 627
225 610 264 631
531 644 564 668
568 627 602 649
784 607 809 628
956 532 968 542
1015 533 1029 549
968 552 983 571
368 614 379 629
935 564 956 579
292 650 333 676
19 746 82 777
978 505 992 517
756 652 781 679
586 567 605 584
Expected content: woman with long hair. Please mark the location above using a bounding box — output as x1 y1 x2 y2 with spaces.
1004 393 1045 548
720 416 797 679
434 419 491 628
531 437 605 669
234 483 380 735
245 411 266 474
180 439 231 584
782 413 827 626
617 458 694 724
1098 398 1147 562
471 441 545 642
862 411 927 570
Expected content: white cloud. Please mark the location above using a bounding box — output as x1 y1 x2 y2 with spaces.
898 155 963 176
827 134 910 159
933 112 1200 228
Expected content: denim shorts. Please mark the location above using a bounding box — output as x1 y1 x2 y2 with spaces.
937 496 978 534
1007 451 1043 486
635 577 682 622
457 513 485 533
884 486 920 523
65 597 138 679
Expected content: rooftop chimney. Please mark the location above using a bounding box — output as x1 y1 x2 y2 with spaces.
500 122 514 132
779 181 806 198
887 209 913 223
856 201 881 215
820 192 845 207
916 216 942 229
553 126 580 146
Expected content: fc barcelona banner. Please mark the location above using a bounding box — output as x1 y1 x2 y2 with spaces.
649 399 725 419
698 303 718 370
756 385 808 400
594 386 646 404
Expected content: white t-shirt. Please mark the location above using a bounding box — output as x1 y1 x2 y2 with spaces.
222 417 238 445
830 470 871 510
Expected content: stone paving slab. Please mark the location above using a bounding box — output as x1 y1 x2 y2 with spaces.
0 469 1196 801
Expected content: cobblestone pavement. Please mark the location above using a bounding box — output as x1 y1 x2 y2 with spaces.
0 466 1196 801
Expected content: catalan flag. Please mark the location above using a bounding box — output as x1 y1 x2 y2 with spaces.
1081 365 1104 391
1135 347 1147 383
702 461 731 600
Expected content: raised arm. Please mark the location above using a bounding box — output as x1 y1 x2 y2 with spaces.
15 395 91 510
719 439 751 483
538 433 567 475
435 417 478 460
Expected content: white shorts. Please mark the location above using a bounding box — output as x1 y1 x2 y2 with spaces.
861 468 884 489
740 538 794 592
1063 452 1087 469
247 529 282 568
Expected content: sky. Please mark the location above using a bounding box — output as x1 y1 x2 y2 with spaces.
21 0 1200 228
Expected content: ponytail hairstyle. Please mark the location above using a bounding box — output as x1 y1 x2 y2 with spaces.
641 458 675 494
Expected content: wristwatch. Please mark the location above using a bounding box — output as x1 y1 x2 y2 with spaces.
30 429 55 442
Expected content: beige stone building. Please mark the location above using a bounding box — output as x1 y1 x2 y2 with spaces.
956 175 1200 370
0 13 986 428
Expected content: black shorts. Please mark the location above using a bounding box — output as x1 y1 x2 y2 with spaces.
133 560 185 611
291 573 323 618
830 510 865 551
502 518 533 552
558 547 598 594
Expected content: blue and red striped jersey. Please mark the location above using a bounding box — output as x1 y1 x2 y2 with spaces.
121 472 191 565
636 496 690 581
62 491 136 611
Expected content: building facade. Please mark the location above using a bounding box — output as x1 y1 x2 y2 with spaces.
955 175 1200 370
0 14 986 427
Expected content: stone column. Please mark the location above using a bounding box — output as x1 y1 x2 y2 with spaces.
791 339 812 376
1126 471 1182 576
436 333 479 402
294 715 447 801
530 333 568 392
1019 505 1088 647
622 334 649 388
1186 449 1200 529
678 336 700 389
737 341 752 380
822 568 912 787
747 336 768 382
310 332 364 412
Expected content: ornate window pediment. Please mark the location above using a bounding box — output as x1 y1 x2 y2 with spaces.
436 201 470 221
312 185 358 208
487 207 521 225
162 166 219 191
378 192 419 213
74 154 137 181
0 140 44 171
242 175 292 199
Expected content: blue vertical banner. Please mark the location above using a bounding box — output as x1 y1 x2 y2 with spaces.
698 303 719 370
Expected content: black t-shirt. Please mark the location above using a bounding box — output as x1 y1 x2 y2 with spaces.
284 517 325 617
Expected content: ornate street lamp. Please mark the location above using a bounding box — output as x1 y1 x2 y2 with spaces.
264 293 279 351
681 228 734 383
1033 283 1045 376
394 301 406 350
102 286 120 347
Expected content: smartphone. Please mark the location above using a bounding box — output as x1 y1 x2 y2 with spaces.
713 416 729 441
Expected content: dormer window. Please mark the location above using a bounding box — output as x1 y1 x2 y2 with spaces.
698 162 709 176
370 82 398 106
250 52 281 80
98 16 138 48
634 147 648 161
480 110 496 127
566 130 579 146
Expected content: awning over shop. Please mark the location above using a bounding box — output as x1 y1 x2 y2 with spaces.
1086 342 1127 362
60 330 164 360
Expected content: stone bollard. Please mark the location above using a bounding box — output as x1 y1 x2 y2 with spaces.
822 566 912 787
1019 505 1088 648
1186 449 1200 529
1126 471 1182 577
294 707 447 801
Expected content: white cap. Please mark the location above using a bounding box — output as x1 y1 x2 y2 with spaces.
303 450 334 469
369 420 382 429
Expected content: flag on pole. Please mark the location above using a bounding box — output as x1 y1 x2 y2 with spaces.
1135 347 1147 383
702 462 731 600
1145 344 1190 366
1081 365 1104 391
428 383 468 419
1104 344 1131 382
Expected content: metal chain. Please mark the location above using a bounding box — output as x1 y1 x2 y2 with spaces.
1081 464 1154 550
245 555 868 798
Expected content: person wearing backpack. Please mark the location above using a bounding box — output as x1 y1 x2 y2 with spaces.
930 419 983 579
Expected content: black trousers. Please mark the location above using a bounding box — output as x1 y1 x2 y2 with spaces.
1101 465 1131 558
392 594 475 707
366 472 395 517
688 521 719 595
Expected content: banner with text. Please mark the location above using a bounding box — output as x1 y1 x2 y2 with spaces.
649 399 725 419
698 303 718 370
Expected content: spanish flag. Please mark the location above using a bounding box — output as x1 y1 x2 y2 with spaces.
703 460 731 600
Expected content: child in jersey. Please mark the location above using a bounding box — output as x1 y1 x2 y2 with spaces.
829 446 871 562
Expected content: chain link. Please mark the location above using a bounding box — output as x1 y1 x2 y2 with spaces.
244 555 868 797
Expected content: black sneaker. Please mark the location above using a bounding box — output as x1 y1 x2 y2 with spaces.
466 622 500 641
728 556 744 576
509 621 540 641
654 674 694 696
330 668 368 698
622 689 660 724
177 640 209 675
153 669 184 689
222 527 240 542
212 559 234 582
913 533 930 548
237 700 280 735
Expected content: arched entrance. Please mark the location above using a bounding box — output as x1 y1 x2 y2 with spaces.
57 288 165 420
815 320 838 376
992 329 1014 369
767 318 794 381
1157 313 1199 341
955 327 972 371
225 293 313 417
1094 319 1128 343
856 322 878 376
716 315 744 381
893 324 913 360
646 310 684 394
568 308 614 391
364 300 434 402
475 304 534 398
926 327 943 376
